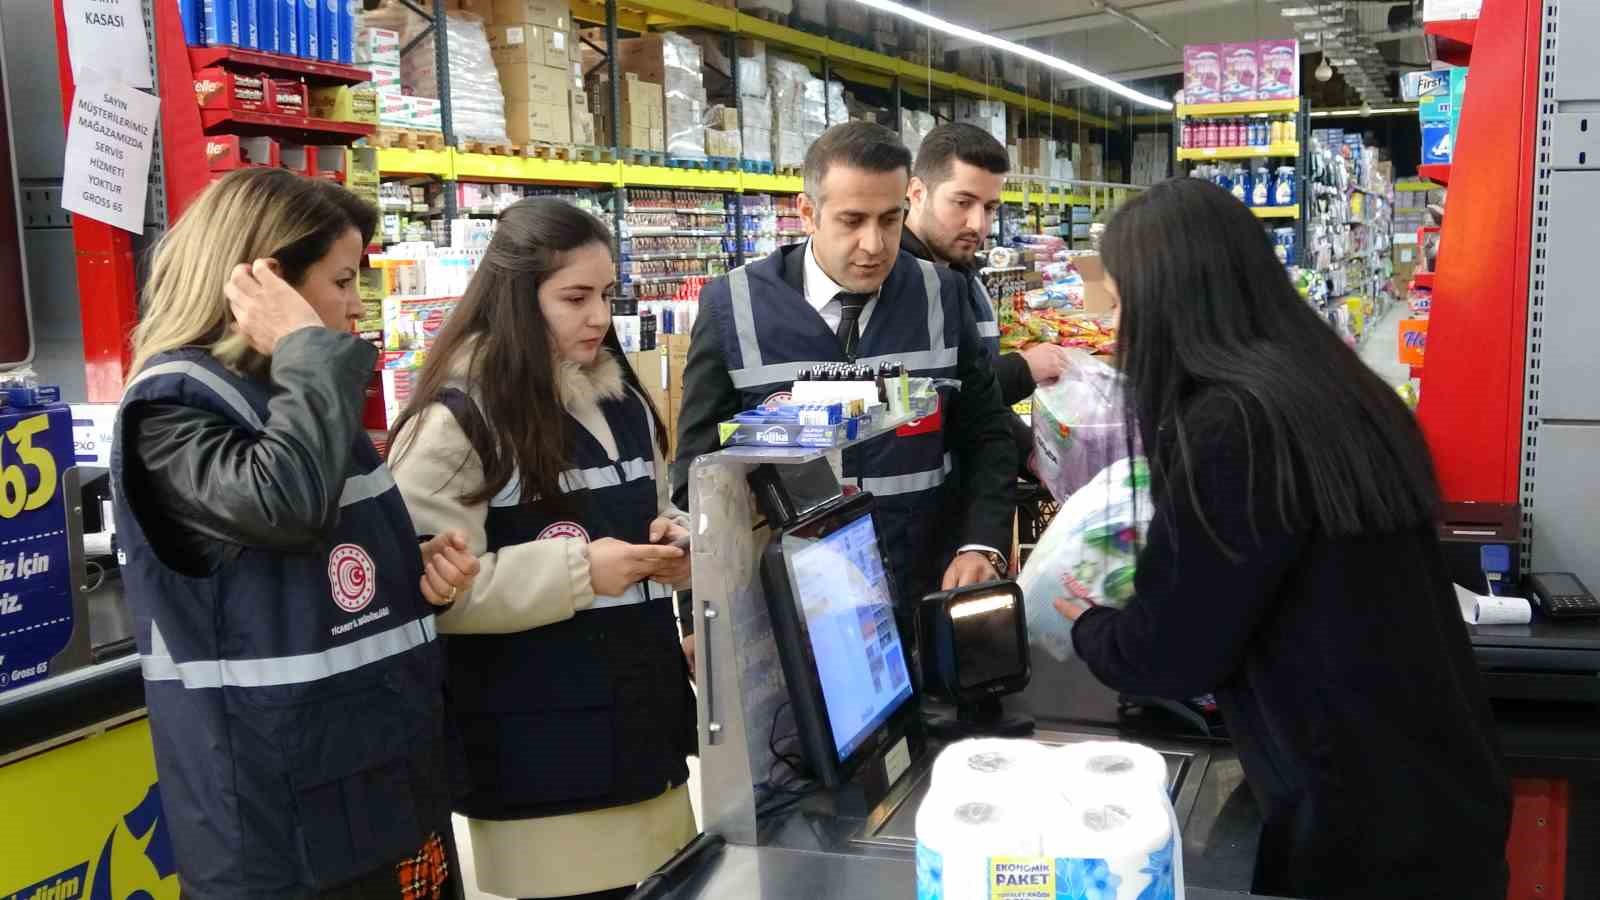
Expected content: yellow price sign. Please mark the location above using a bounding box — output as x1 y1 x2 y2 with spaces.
0 413 59 520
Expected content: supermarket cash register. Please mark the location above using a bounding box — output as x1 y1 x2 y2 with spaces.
752 460 1035 805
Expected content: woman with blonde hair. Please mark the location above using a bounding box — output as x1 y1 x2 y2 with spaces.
111 167 480 899
388 198 696 900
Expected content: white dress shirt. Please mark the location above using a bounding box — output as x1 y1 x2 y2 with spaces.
801 241 1003 573
803 239 879 333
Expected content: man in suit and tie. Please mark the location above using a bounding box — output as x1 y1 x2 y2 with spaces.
671 121 1016 658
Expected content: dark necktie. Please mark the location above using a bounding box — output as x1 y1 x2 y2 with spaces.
835 291 870 359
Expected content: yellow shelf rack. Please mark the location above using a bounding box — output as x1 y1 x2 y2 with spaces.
1176 143 1300 161
1251 206 1299 220
1175 98 1302 117
377 147 806 193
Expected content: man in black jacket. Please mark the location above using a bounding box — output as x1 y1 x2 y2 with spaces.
902 124 1070 460
671 123 1016 650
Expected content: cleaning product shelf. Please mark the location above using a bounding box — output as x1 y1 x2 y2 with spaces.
1177 143 1300 161
1175 99 1302 117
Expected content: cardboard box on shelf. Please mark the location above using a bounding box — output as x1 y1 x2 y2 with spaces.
309 84 378 124
193 67 269 111
410 96 443 132
571 103 596 145
705 127 740 157
543 23 571 67
354 27 399 67
449 0 496 20
665 333 690 458
491 0 567 28
367 63 402 96
489 23 546 67
206 135 279 170
497 61 569 104
266 77 308 116
506 96 571 144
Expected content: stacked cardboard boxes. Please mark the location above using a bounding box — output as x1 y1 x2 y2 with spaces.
488 0 580 144
592 73 666 152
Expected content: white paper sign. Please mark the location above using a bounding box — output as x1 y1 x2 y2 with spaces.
62 0 152 89
62 71 159 235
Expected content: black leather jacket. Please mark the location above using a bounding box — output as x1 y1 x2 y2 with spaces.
120 328 379 575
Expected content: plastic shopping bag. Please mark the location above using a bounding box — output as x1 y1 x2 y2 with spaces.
1030 350 1132 503
1020 457 1153 663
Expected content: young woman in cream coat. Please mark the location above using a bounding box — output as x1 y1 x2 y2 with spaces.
389 199 697 900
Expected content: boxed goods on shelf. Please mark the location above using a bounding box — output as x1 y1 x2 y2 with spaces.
310 84 379 124
193 67 269 112
593 73 666 151
355 26 399 66
492 0 568 27
1183 44 1221 104
615 32 708 159
1258 39 1299 100
1220 42 1259 102
206 135 279 170
738 0 792 14
268 78 308 115
769 56 821 169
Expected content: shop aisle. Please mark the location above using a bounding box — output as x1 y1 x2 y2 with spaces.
1359 303 1413 388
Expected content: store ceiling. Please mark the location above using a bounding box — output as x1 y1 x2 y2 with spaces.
923 0 1427 103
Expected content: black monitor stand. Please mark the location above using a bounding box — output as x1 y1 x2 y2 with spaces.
923 697 1035 741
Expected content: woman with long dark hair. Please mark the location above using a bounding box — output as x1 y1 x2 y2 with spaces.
1057 178 1510 899
387 199 696 900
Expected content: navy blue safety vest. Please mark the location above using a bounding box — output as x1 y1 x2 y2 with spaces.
968 271 1002 360
699 247 966 604
111 350 451 899
437 382 694 821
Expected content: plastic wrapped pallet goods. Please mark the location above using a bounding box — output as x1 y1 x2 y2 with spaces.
738 0 792 13
617 32 708 160
738 39 768 99
900 109 935 157
827 80 847 128
741 93 773 163
769 56 811 169
400 13 509 143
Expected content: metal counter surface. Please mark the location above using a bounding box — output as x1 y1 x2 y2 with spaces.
645 842 1286 900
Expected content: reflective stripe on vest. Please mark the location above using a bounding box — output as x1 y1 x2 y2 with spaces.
726 257 951 389
488 456 654 507
141 615 438 689
340 466 397 507
977 321 1000 338
859 452 953 497
126 360 266 431
971 279 1001 341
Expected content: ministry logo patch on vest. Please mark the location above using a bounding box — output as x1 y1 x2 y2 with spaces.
762 390 792 406
538 521 591 543
328 543 377 612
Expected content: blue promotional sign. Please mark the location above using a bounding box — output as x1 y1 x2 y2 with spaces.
0 401 75 693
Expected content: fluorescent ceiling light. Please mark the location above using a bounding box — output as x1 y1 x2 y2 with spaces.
849 0 1173 109
1280 6 1320 16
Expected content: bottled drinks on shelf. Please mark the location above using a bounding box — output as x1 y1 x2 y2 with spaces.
1182 115 1296 150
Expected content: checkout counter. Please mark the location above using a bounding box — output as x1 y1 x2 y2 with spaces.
2 392 1596 899
0 394 175 899
643 422 1600 899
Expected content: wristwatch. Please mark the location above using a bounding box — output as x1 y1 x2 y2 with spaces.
974 549 1008 579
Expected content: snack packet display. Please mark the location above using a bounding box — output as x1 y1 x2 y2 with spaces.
1020 457 1154 663
1030 350 1131 503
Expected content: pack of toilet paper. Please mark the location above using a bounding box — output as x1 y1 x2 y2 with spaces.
917 739 1182 900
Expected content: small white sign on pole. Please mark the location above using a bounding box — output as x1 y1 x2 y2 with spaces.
61 70 160 235
62 0 153 89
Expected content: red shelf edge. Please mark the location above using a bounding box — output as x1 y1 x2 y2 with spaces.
189 46 372 84
1412 272 1435 289
1424 18 1477 66
199 108 376 138
1418 163 1451 187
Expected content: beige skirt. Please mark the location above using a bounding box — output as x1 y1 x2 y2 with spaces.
466 784 698 898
